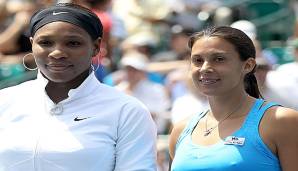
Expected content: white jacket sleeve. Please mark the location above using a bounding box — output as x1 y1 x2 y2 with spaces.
115 100 157 171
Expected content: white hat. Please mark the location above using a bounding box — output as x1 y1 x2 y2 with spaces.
120 51 149 71
230 20 257 39
122 31 158 47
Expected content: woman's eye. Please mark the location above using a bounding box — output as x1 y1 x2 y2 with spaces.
215 56 225 62
67 41 81 47
37 40 52 46
192 57 204 64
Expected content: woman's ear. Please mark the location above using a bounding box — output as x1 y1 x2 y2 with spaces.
93 38 101 57
243 57 256 74
30 37 33 44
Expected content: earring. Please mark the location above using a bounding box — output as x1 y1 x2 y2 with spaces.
91 55 100 72
22 53 38 71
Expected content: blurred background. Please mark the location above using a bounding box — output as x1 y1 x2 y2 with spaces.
1 0 298 170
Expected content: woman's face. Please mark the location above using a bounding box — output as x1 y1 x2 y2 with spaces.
31 21 98 83
190 37 251 96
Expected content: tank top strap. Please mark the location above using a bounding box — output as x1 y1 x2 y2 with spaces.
258 101 281 121
241 98 265 129
175 110 208 150
249 100 281 127
243 99 281 134
241 100 282 163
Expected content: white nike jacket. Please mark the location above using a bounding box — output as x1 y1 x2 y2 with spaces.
0 72 157 171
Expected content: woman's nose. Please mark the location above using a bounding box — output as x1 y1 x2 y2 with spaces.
200 61 213 73
48 46 67 59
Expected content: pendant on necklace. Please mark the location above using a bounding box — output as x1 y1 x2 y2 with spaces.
204 130 211 136
204 128 213 136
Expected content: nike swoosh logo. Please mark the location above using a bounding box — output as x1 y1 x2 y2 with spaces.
53 11 68 15
74 116 91 121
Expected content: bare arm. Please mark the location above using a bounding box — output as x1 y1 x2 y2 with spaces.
272 107 298 171
0 11 30 54
0 53 23 64
168 120 188 160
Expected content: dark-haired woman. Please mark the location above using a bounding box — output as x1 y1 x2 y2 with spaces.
0 3 156 171
169 26 298 171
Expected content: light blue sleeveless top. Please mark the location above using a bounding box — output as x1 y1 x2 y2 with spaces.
171 99 281 171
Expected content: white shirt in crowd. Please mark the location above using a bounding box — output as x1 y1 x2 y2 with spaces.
266 62 298 110
116 79 170 134
171 93 208 124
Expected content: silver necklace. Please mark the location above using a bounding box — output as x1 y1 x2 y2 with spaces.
204 95 247 136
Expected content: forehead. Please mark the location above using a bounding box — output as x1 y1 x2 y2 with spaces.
191 36 237 56
33 21 91 39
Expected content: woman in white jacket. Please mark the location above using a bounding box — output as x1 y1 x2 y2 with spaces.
0 3 157 171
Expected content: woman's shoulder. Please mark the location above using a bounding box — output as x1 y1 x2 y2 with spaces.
172 118 190 134
98 83 135 98
265 106 298 141
269 106 298 129
97 82 150 110
264 106 298 168
265 106 298 125
169 117 192 159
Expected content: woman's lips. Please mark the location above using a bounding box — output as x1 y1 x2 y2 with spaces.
199 78 220 85
46 64 72 72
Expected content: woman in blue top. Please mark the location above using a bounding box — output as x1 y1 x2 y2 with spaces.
169 26 298 171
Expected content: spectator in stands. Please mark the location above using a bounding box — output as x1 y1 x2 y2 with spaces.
0 0 34 58
254 56 292 107
265 38 298 110
170 74 208 124
116 50 171 134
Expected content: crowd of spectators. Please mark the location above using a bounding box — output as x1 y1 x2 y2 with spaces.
1 0 298 170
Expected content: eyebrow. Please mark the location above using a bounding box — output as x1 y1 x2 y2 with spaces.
191 54 202 58
35 34 86 40
210 52 228 57
191 52 228 58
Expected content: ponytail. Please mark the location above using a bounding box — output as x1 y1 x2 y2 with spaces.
244 73 262 98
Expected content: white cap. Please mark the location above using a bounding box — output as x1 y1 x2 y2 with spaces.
122 31 158 47
120 51 149 71
230 20 257 39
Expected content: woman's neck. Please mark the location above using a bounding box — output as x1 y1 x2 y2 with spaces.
207 92 251 120
45 69 90 103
